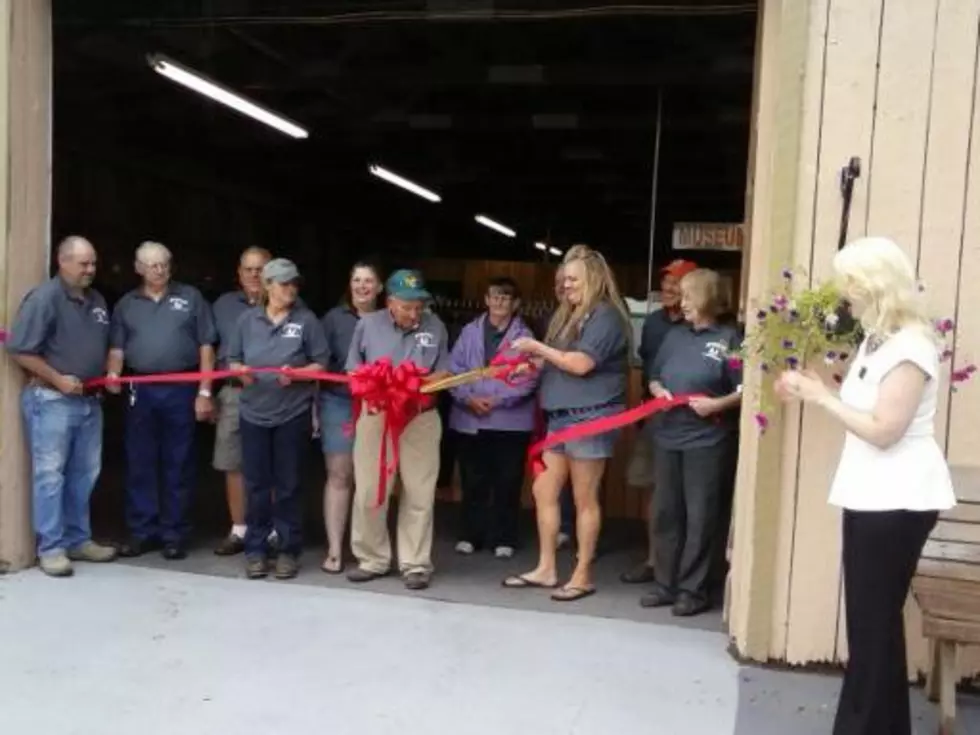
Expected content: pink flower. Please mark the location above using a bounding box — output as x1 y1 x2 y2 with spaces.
935 318 955 336
754 412 769 432
0 327 6 344
727 356 743 369
940 348 954 363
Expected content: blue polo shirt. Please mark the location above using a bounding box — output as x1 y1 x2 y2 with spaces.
6 276 110 381
639 308 685 384
649 323 743 450
110 282 217 374
227 305 330 427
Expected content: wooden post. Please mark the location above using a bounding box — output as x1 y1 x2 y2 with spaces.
0 0 53 571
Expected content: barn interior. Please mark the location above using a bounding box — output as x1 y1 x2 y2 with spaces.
50 0 757 568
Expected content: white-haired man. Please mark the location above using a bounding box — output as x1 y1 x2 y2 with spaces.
107 241 217 560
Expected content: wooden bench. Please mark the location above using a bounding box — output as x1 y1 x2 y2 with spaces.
912 466 980 735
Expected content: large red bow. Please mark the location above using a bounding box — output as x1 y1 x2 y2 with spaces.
488 348 536 385
348 359 432 507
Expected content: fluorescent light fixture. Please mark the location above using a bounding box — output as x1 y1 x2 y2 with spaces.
549 247 563 257
534 242 547 251
148 54 309 139
368 164 442 202
475 215 516 238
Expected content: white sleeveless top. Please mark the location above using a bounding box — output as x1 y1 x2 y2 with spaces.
827 328 956 511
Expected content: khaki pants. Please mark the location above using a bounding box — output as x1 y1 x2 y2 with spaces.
351 409 441 574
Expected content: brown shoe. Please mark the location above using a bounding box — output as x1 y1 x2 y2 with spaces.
346 566 387 583
274 555 299 580
214 535 245 556
67 541 118 563
403 570 431 591
245 556 268 579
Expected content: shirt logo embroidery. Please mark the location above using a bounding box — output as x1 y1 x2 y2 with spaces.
415 331 436 348
168 296 191 312
703 340 728 363
91 307 109 325
282 322 303 339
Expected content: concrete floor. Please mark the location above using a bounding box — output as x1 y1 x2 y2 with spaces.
2 544 978 735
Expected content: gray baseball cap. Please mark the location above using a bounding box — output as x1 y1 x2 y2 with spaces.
263 258 301 284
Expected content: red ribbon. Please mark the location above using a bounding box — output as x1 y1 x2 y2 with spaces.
83 366 349 389
527 393 703 476
488 350 537 385
347 359 433 508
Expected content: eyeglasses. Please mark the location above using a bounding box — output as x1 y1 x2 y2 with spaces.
487 292 515 302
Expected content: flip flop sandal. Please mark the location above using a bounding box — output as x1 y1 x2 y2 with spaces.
502 575 558 589
321 557 343 575
551 586 597 602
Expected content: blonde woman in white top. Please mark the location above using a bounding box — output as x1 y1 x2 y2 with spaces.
776 236 955 735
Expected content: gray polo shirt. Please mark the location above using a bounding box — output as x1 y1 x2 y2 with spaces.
539 302 629 412
110 282 217 374
639 308 684 384
227 305 330 427
6 276 110 381
649 323 743 450
213 291 258 368
345 309 451 373
321 304 360 395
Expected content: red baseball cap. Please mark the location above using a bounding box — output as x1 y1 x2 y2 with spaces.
661 259 698 279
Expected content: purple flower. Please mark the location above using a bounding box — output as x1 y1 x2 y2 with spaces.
935 318 955 335
787 308 800 320
824 351 837 366
756 309 768 321
759 362 770 373
772 294 789 311
754 413 769 432
781 268 793 280
785 356 799 369
781 338 795 350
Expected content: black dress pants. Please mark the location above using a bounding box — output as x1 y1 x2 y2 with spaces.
832 508 937 735
651 440 736 601
457 430 531 549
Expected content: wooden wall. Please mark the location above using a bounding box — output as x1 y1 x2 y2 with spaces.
0 0 51 571
730 0 980 679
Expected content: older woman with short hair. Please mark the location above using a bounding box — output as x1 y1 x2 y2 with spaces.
643 268 742 616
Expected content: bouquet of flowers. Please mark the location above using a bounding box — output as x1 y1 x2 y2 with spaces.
731 268 975 432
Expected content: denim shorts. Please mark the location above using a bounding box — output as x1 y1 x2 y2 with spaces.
545 403 624 460
319 392 354 454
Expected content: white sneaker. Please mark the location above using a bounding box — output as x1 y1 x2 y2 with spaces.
556 533 571 550
494 546 515 559
455 541 475 555
39 551 73 578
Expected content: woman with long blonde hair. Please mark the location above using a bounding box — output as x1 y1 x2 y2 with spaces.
504 245 631 601
777 237 954 735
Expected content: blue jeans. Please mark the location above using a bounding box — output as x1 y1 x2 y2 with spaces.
21 387 103 557
319 392 353 455
125 383 197 545
241 412 310 557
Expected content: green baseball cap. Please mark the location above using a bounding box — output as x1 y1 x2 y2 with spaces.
386 269 431 301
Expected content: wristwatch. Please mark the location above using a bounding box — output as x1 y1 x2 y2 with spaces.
198 388 212 398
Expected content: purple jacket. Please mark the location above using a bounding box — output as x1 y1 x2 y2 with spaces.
449 314 539 434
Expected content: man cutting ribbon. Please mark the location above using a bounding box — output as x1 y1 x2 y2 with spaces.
345 269 451 591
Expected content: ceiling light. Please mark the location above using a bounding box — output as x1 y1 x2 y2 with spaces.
534 242 547 251
147 54 308 139
475 215 516 238
549 247 563 257
368 164 442 202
